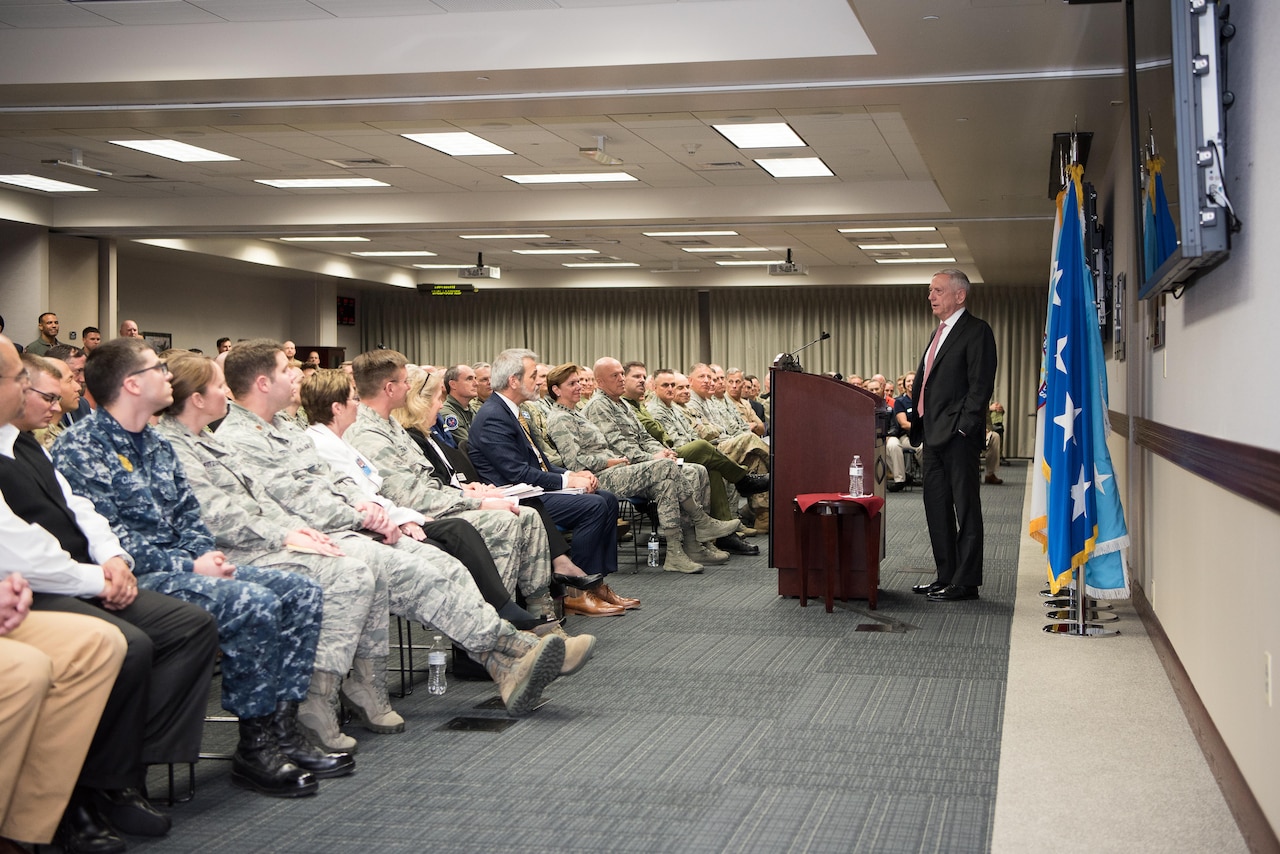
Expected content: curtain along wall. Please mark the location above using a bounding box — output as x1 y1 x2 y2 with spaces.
362 284 1046 458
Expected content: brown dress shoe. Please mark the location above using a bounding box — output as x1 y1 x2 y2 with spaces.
984 473 1003 485
594 583 641 610
563 591 625 616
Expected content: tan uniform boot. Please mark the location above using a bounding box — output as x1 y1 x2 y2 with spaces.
662 538 705 574
475 631 565 716
340 658 405 734
550 626 597 676
296 670 357 753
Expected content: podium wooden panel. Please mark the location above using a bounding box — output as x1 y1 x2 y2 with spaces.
769 369 884 604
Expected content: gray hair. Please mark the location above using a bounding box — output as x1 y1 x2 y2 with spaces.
471 361 491 371
491 348 537 393
934 268 971 293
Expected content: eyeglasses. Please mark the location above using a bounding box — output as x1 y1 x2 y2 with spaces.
129 362 171 378
25 387 61 405
0 369 29 385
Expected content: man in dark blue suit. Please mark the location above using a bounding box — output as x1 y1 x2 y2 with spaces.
908 269 998 602
469 349 633 616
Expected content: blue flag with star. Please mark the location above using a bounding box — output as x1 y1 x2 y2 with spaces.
1036 164 1130 597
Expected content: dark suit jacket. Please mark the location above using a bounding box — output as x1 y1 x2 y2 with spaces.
909 310 997 448
468 394 566 491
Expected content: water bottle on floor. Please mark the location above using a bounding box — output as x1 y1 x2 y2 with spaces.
427 634 448 695
647 531 660 567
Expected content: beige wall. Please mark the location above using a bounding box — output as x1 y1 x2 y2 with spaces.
48 234 99 346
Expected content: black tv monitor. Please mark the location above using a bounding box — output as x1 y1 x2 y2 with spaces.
1131 0 1232 300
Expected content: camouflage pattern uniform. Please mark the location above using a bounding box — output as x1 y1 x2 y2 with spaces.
343 405 552 603
546 402 694 532
52 411 323 719
689 394 770 523
520 398 562 468
208 406 510 653
583 394 711 509
439 395 474 446
646 397 755 521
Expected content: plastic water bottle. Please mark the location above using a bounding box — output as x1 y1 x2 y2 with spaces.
427 634 448 695
647 531 660 567
849 455 864 497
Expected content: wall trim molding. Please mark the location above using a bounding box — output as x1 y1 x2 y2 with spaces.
1108 408 1129 439
1131 581 1280 853
1121 414 1280 516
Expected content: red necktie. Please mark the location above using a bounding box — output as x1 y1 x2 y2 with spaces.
917 322 946 416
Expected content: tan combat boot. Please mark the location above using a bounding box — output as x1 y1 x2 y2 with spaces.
340 658 405 734
296 670 357 753
475 631 565 716
662 535 705 574
549 626 597 676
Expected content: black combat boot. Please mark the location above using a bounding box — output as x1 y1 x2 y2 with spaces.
231 714 319 798
272 700 356 779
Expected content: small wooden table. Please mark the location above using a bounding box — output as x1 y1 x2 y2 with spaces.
791 494 883 612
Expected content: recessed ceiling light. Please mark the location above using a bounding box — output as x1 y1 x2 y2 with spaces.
875 257 957 264
838 226 938 233
110 139 239 162
642 230 739 237
681 247 769 253
755 157 833 178
402 132 512 156
715 260 781 266
856 243 948 250
513 249 600 255
279 236 370 242
414 263 472 269
459 233 551 240
352 250 438 257
563 262 640 268
0 174 97 192
503 172 637 184
711 122 806 149
256 178 390 189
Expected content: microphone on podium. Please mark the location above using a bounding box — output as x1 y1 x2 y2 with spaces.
772 331 830 373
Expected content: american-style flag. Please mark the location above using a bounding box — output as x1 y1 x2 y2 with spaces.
1029 164 1130 597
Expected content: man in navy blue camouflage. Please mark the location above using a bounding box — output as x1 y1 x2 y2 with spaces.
53 338 352 798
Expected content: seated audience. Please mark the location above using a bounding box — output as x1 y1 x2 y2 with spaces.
440 363 478 445
0 338 218 853
886 372 919 492
212 342 575 721
470 361 492 413
52 339 349 798
118 320 140 339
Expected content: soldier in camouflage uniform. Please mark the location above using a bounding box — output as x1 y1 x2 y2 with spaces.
213 343 581 725
687 363 771 531
439 363 477 446
545 364 738 574
586 358 762 562
52 339 347 797
645 368 770 534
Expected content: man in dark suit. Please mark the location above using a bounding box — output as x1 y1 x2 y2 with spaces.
909 269 998 602
469 348 632 616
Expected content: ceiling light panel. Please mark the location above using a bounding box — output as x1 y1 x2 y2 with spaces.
279 236 370 242
109 139 239 162
754 158 833 178
256 178 390 189
503 172 638 184
562 262 640 268
856 243 948 250
459 234 551 240
642 231 739 237
715 260 781 266
681 247 769 253
711 122 806 149
352 250 438 257
401 132 513 156
838 226 938 233
875 257 957 264
513 249 600 255
0 174 97 192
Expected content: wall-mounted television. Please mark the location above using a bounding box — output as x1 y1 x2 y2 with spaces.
1131 0 1233 300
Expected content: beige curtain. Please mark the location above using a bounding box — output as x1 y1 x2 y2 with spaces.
361 288 700 371
361 284 1048 457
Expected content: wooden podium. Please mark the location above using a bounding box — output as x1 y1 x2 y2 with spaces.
769 369 886 605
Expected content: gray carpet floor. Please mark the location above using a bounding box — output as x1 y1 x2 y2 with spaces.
135 463 1027 854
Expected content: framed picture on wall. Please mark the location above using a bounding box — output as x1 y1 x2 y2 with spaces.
142 331 172 352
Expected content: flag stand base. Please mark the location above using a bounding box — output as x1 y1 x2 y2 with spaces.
1044 608 1118 622
1043 622 1120 637
1043 597 1112 610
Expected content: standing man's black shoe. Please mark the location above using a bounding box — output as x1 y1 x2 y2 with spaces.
90 787 170 837
57 794 126 854
736 474 770 496
912 580 947 595
927 585 980 601
715 535 760 556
